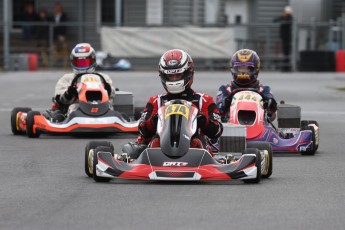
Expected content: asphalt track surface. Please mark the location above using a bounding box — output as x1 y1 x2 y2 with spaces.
1 71 345 230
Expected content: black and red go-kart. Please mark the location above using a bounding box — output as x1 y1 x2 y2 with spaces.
11 73 139 138
85 99 273 183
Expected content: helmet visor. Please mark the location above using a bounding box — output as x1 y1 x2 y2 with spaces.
71 58 95 68
167 73 184 81
233 65 255 74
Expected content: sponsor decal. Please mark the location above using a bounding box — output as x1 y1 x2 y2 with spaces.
167 60 178 66
273 138 278 144
163 162 188 167
165 69 183 74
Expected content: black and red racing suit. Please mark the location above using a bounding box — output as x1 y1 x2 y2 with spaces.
137 88 223 147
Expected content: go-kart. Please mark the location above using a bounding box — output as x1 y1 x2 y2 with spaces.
228 88 319 155
11 73 139 138
85 99 273 183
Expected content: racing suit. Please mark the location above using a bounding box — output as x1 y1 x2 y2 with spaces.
123 88 223 159
54 72 116 116
216 81 277 122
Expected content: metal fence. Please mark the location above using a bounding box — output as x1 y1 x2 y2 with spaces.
1 14 345 71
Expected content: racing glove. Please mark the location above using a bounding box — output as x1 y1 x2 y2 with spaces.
222 94 233 113
104 82 112 96
150 114 159 128
264 98 277 117
139 114 158 138
64 85 78 100
197 113 209 130
263 99 271 110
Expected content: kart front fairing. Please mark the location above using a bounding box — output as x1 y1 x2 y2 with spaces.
95 148 259 181
229 91 267 139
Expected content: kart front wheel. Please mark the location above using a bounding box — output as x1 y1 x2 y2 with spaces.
85 141 114 177
26 111 41 138
93 146 113 182
247 141 273 179
301 120 319 152
242 148 261 184
11 107 32 135
301 125 317 155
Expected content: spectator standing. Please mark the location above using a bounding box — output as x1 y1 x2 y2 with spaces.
52 2 68 67
36 8 51 66
274 5 293 71
21 3 38 40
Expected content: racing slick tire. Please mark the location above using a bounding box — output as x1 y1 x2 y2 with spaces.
301 124 317 155
11 107 32 135
242 148 262 184
247 141 273 179
26 111 41 138
93 146 113 182
85 141 114 177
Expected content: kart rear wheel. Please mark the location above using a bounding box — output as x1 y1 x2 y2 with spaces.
242 148 261 183
301 125 317 155
11 107 32 135
26 111 41 138
85 141 114 177
93 146 113 182
247 141 273 178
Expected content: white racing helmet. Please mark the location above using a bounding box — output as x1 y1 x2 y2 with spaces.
70 43 97 74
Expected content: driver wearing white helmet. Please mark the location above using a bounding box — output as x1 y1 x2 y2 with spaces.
49 43 116 122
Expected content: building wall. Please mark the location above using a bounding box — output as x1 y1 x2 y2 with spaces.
224 0 249 24
290 0 323 23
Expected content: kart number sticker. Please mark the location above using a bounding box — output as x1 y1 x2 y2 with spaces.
235 92 260 104
80 75 101 83
91 107 99 113
165 104 190 119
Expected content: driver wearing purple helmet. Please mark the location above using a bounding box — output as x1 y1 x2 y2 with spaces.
216 49 277 122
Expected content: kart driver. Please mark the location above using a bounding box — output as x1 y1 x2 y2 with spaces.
216 49 277 122
122 49 223 159
48 43 116 122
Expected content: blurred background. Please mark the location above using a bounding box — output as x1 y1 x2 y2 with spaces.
0 0 345 72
